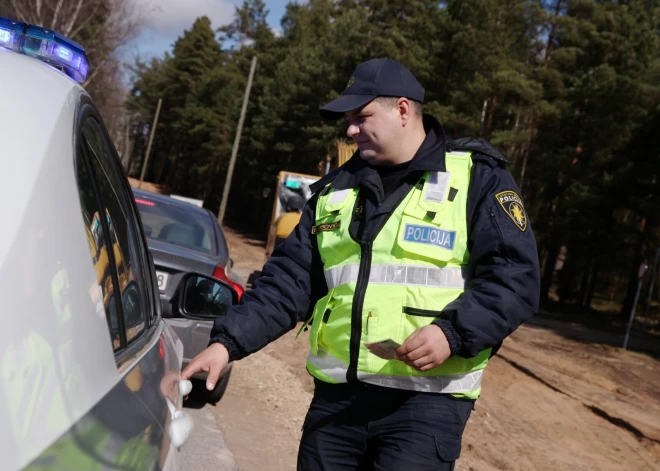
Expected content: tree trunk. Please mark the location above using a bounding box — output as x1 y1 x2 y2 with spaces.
517 110 536 193
584 259 599 310
578 255 591 307
579 255 598 309
480 99 488 133
167 154 180 190
541 242 561 304
543 0 562 71
486 96 497 137
558 249 578 303
155 154 168 183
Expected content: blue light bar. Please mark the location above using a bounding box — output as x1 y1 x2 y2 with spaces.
22 24 88 82
0 17 25 53
0 16 89 83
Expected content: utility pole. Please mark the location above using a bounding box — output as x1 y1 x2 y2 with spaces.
623 260 649 350
643 248 660 318
139 98 162 190
218 56 257 227
123 116 132 172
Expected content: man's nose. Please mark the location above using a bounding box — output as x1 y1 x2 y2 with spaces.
347 123 359 138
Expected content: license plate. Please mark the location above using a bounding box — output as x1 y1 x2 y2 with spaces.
156 271 169 292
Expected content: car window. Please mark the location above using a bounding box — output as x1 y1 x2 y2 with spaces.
134 198 216 255
81 118 149 346
75 136 122 351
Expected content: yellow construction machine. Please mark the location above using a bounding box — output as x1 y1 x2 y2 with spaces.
264 141 358 258
248 142 357 287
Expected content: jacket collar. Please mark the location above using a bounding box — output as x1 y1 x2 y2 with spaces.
311 114 447 193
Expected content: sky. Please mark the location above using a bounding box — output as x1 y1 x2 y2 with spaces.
123 0 298 62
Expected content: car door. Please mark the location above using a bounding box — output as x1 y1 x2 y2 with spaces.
77 104 193 468
27 101 190 470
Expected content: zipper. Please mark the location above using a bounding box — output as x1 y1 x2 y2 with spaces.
490 207 509 259
322 308 332 323
348 241 372 382
403 307 444 318
365 311 373 334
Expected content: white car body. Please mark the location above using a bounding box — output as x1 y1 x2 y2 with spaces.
0 48 191 469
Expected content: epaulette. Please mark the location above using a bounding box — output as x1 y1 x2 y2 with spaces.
470 152 507 169
447 137 509 168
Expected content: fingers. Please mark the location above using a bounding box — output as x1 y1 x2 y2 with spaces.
396 343 429 362
394 329 423 359
397 340 430 365
401 354 436 371
206 359 223 391
392 325 450 371
403 343 429 361
181 357 203 381
180 343 229 391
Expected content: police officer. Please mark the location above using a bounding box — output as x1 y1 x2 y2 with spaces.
183 58 540 470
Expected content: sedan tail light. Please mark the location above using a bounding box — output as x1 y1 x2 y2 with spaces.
212 266 244 302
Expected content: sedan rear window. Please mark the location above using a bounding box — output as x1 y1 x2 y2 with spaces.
135 197 215 254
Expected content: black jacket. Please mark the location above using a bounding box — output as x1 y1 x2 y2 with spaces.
210 115 540 362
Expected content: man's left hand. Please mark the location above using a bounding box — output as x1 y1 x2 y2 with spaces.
394 325 451 371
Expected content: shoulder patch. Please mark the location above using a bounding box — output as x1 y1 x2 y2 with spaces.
495 191 527 231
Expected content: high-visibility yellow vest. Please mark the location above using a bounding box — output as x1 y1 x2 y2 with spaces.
303 151 491 399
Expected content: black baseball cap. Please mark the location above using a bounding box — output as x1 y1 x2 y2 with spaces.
320 58 425 120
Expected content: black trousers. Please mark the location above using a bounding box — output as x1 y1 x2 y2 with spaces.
297 380 474 471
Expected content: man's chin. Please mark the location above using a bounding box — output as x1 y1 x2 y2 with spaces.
359 152 388 165
359 149 378 160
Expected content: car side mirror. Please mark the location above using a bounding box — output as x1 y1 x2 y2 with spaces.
180 274 238 319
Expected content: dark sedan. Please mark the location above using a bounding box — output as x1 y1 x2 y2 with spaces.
133 188 243 402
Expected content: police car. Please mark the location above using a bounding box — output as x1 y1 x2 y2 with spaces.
0 18 238 469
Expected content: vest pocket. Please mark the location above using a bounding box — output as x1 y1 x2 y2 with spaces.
365 315 381 371
308 290 334 356
317 188 353 221
397 214 462 263
402 304 441 337
403 307 443 318
315 210 342 224
489 206 509 260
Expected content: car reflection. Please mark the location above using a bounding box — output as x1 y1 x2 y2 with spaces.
83 210 143 349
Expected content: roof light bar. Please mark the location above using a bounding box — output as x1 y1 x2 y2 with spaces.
22 24 89 82
0 17 25 53
0 16 89 82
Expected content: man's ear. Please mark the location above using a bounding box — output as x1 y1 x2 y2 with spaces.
398 97 413 126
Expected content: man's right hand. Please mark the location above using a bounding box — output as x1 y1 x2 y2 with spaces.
181 342 229 391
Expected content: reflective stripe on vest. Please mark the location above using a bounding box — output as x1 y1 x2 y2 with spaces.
308 347 483 394
324 263 466 290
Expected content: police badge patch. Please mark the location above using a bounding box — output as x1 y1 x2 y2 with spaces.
346 75 355 88
495 191 527 231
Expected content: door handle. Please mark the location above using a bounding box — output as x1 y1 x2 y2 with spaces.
168 409 193 449
165 395 193 449
179 379 193 397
